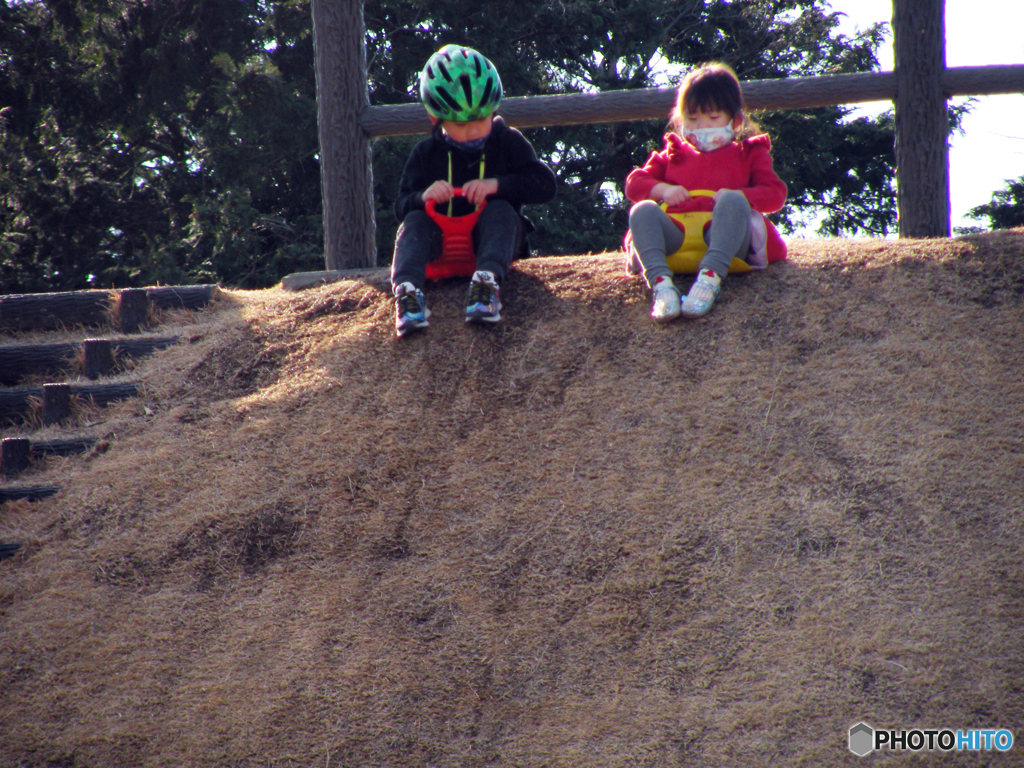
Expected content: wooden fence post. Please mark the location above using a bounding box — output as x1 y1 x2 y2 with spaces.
83 339 114 380
1 438 31 477
311 0 376 270
43 383 72 426
119 289 149 333
893 0 950 237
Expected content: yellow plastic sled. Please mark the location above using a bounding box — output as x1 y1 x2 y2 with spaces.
663 190 752 274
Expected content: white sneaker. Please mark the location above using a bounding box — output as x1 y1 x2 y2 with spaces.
681 270 721 318
650 277 681 322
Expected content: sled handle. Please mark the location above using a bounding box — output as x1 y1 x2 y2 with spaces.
660 189 715 212
424 187 488 218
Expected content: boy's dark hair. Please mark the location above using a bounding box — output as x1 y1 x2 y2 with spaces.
669 62 761 139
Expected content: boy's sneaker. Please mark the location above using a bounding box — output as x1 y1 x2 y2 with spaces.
394 282 430 337
681 269 722 318
465 270 502 323
650 276 681 322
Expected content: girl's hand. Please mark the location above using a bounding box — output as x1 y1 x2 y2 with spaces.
712 188 744 203
462 178 499 206
422 180 455 205
652 183 690 207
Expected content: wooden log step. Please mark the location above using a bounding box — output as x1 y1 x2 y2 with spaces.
0 486 60 503
1 436 98 478
0 290 113 332
0 285 219 333
147 284 221 311
0 382 140 425
0 541 24 561
0 336 178 385
32 437 98 457
281 268 389 292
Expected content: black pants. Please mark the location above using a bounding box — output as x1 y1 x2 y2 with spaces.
391 199 525 289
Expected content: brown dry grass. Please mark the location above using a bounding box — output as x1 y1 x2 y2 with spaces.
1 232 1023 767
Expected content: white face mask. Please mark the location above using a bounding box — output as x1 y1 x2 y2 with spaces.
683 125 735 153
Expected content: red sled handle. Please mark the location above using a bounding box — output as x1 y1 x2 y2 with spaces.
423 188 487 280
423 187 489 219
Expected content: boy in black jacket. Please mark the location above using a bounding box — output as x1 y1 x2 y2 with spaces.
391 45 557 337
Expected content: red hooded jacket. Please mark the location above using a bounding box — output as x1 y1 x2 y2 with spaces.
625 132 788 263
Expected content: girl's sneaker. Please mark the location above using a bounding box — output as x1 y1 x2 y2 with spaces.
465 270 502 323
650 276 681 322
681 269 721 318
394 282 431 337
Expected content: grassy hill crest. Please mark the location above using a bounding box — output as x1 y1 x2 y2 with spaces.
2 233 1023 767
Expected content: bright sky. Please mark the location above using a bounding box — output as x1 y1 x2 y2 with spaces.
832 0 1024 232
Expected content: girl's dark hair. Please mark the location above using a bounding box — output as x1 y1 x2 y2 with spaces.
669 62 761 139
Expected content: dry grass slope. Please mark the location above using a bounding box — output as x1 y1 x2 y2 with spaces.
1 232 1023 767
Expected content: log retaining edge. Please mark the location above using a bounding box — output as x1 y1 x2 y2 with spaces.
1 285 219 333
0 337 179 386
0 383 141 425
0 486 60 503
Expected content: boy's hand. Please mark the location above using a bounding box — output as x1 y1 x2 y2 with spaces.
462 178 499 206
422 180 455 205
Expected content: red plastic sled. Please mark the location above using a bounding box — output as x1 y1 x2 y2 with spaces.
424 188 487 280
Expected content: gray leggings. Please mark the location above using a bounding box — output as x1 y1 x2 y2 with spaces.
628 190 752 286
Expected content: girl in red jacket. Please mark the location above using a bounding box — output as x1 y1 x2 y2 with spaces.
624 63 787 321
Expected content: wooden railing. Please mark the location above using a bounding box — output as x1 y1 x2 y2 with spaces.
313 0 1024 269
359 66 1024 137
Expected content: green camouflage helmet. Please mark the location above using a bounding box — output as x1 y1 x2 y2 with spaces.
419 45 503 122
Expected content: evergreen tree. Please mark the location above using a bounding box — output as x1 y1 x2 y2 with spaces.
364 0 896 259
1 0 323 292
2 0 896 293
967 177 1024 230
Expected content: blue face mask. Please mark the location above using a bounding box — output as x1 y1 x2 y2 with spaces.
444 134 489 153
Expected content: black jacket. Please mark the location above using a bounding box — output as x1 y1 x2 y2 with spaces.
393 117 557 237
